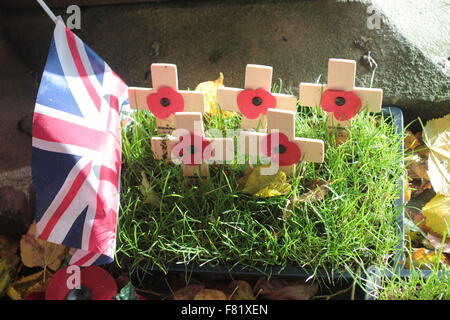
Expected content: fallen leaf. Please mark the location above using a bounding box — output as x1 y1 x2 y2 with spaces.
422 194 450 236
0 256 20 298
195 73 233 117
173 284 205 300
409 248 448 268
407 155 430 182
239 166 292 198
423 114 450 196
405 130 420 151
6 269 52 300
334 129 350 146
140 171 161 207
254 277 318 300
115 282 140 300
0 235 18 259
297 184 330 204
404 177 411 202
229 280 255 300
425 232 450 254
409 179 432 198
194 289 227 300
20 222 67 271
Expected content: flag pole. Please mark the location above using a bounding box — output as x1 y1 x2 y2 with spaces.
36 0 58 23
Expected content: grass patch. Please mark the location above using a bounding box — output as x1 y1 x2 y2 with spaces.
372 262 450 300
116 92 404 282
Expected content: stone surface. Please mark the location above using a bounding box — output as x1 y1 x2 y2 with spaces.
0 32 35 173
0 186 34 239
1 0 449 129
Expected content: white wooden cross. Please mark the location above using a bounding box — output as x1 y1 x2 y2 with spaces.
128 63 206 134
240 108 324 175
299 58 383 129
151 112 234 180
216 64 297 130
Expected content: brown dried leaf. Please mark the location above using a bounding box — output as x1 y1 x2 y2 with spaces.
229 280 255 300
410 180 432 198
173 284 205 300
405 130 420 151
20 222 67 271
254 277 318 300
407 156 429 181
194 289 227 300
298 184 330 204
0 236 18 259
426 232 450 254
334 129 349 146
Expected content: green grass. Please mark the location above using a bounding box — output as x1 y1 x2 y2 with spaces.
371 257 450 300
116 90 404 283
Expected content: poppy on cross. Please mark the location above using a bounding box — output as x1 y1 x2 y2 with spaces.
128 64 206 134
299 59 383 130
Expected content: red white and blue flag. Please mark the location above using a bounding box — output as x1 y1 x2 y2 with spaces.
32 17 128 266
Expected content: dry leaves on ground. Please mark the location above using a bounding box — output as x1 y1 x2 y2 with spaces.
238 166 292 198
254 277 318 300
173 284 205 300
20 222 67 271
6 269 52 300
422 114 450 196
194 289 227 300
229 280 255 300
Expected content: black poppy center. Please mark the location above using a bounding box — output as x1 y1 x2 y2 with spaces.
66 287 92 300
188 145 198 154
335 97 346 106
160 97 171 107
252 96 263 106
273 144 287 154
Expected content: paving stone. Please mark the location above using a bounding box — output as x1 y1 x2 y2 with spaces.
1 0 449 128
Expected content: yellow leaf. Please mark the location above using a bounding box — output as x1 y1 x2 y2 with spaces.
422 194 450 236
423 114 450 196
20 222 67 271
410 248 447 268
140 171 161 207
239 166 292 198
0 256 19 298
6 270 52 300
195 73 233 116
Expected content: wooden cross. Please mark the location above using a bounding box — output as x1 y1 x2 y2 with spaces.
299 58 383 129
128 64 206 134
240 108 324 175
216 64 297 130
151 112 234 180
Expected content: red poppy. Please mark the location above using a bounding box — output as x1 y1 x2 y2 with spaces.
174 134 212 166
261 132 301 166
237 88 276 119
45 266 118 300
146 87 184 119
320 89 362 121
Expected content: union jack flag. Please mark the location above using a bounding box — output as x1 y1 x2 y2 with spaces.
32 17 128 266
